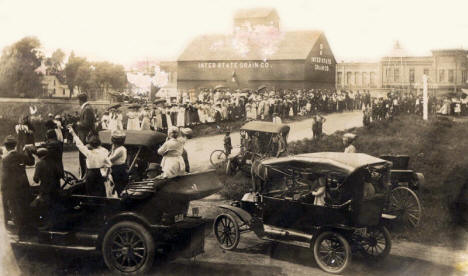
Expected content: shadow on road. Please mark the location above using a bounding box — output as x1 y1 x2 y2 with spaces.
233 239 463 276
11 233 464 276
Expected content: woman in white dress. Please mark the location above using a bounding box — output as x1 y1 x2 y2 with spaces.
140 110 152 130
126 106 141 130
157 126 186 178
177 105 186 127
108 109 118 131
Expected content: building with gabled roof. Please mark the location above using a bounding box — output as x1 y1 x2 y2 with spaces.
177 8 336 90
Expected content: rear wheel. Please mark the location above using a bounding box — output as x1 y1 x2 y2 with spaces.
313 231 351 274
213 213 240 250
388 186 422 227
102 221 155 275
360 226 391 260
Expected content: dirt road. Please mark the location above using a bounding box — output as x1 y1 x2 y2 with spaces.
45 110 363 178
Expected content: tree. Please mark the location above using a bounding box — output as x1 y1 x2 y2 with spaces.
0 36 43 98
64 52 89 97
65 53 127 100
45 49 65 82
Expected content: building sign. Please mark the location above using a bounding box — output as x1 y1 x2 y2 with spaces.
310 56 332 72
198 61 271 69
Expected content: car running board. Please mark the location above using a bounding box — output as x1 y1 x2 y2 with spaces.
10 238 96 251
9 233 97 252
261 236 311 249
262 225 313 248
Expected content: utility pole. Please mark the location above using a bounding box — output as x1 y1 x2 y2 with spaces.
423 74 428 120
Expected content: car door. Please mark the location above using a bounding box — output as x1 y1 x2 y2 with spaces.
66 195 120 231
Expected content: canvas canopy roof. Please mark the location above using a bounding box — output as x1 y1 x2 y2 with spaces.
259 152 390 175
99 130 166 147
241 121 290 134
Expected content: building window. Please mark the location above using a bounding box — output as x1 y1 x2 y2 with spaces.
362 72 368 87
448 70 454 82
337 72 342 85
423 68 430 77
394 68 400 82
463 71 467 83
385 67 391 82
346 72 352 85
439 69 445 82
53 79 56 85
354 72 359 86
409 68 415 83
63 88 65 95
53 88 56 95
370 72 376 87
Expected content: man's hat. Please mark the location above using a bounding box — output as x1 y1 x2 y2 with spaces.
343 133 356 140
180 128 193 137
3 135 16 146
77 93 88 102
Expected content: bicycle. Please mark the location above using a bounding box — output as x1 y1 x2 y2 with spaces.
209 145 241 169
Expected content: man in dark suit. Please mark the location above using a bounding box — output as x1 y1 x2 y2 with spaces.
1 135 35 238
76 93 96 178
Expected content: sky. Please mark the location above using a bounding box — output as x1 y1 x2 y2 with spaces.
0 0 467 66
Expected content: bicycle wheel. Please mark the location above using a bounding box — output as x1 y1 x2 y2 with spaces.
210 150 227 168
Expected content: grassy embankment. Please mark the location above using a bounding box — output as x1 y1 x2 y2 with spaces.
221 114 467 247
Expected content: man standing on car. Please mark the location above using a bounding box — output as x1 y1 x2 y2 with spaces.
76 93 96 178
1 135 35 238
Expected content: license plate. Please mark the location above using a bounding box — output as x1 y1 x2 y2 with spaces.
175 214 184 223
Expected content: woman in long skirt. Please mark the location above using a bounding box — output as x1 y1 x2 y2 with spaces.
157 127 186 178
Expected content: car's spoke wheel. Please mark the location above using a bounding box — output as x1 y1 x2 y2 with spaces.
360 226 392 260
313 231 351 274
210 150 227 169
388 187 422 227
213 213 240 250
103 221 155 275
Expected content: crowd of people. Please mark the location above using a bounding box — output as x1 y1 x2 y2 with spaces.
97 88 369 134
0 86 460 235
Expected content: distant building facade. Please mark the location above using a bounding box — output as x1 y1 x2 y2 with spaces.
41 75 75 98
336 42 468 95
178 8 336 91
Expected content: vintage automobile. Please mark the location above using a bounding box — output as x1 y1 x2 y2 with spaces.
210 121 290 174
5 130 222 275
213 152 394 274
379 155 424 227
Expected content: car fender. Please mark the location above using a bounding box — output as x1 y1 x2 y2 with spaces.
218 204 252 224
413 172 424 188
